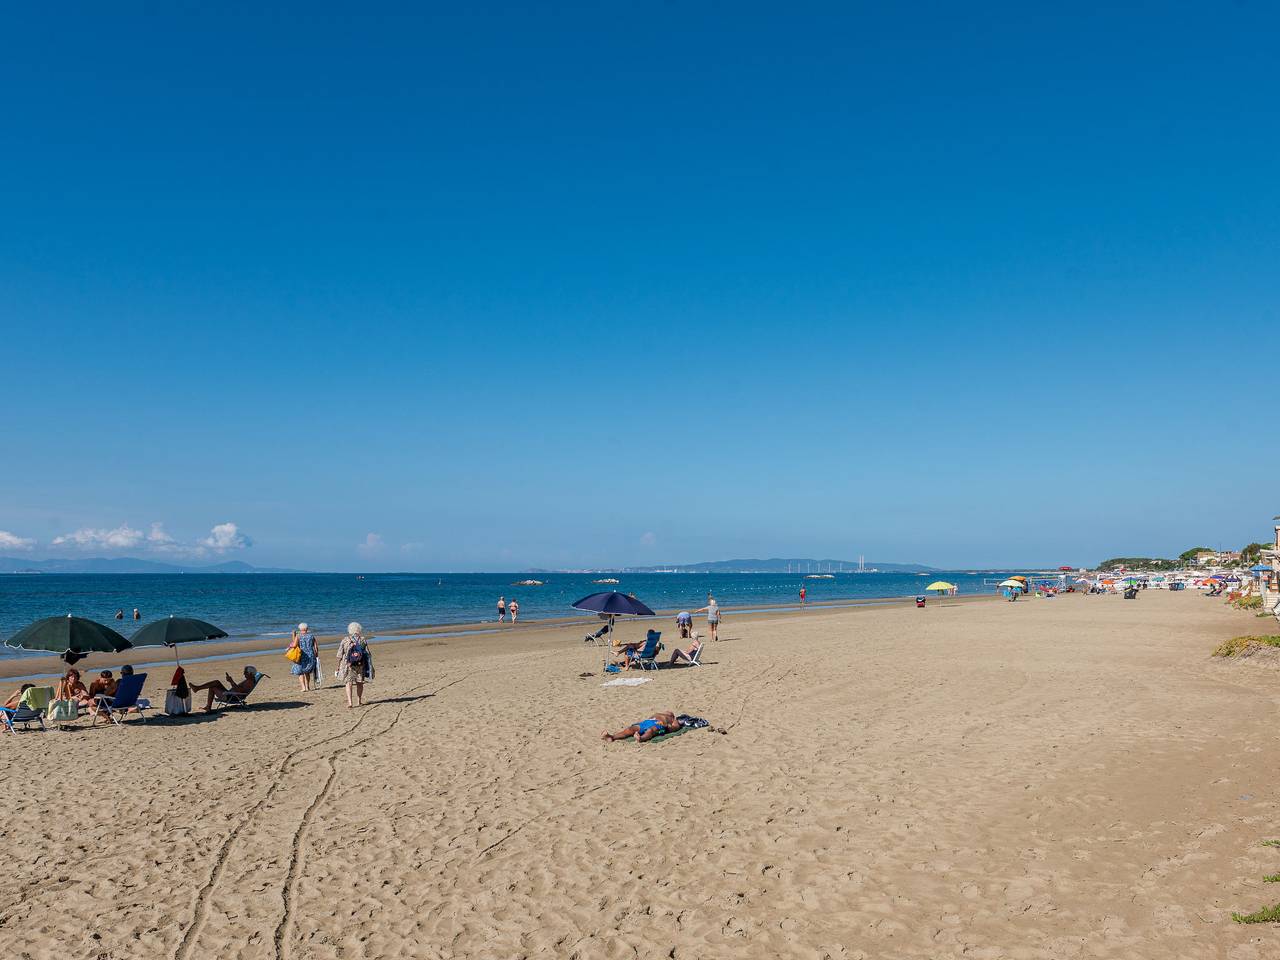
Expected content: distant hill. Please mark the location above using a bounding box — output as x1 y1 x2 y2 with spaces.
598 558 938 574
0 557 305 574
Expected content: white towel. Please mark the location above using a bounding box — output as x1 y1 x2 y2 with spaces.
602 677 651 687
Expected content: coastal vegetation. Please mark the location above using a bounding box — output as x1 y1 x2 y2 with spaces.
1231 595 1263 610
1178 546 1213 561
1211 635 1280 657
1231 841 1280 923
1097 557 1178 571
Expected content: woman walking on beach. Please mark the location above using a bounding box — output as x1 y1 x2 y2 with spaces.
696 597 721 642
336 622 373 708
508 599 519 624
290 623 319 692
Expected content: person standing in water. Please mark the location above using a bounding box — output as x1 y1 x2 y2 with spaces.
696 597 721 642
508 599 519 624
114 609 124 620
132 608 141 621
497 596 506 622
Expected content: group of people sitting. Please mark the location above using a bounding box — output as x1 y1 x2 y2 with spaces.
2 663 265 722
611 631 702 670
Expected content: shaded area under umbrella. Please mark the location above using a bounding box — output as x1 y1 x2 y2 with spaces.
5 615 131 664
130 616 229 666
572 591 656 670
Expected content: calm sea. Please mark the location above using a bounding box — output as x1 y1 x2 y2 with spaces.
0 570 1024 655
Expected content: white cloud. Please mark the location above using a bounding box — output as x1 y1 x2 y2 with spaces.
53 524 145 550
400 541 425 554
0 530 35 551
147 522 176 545
201 522 251 552
640 531 657 547
357 533 385 556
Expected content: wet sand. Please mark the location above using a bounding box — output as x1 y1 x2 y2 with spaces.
1 591 1277 959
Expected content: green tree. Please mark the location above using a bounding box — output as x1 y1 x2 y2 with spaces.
1179 546 1213 562
1241 542 1270 565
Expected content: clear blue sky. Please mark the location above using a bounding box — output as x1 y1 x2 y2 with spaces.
2 3 1277 571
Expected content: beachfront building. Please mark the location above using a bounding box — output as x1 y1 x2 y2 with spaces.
1261 522 1280 620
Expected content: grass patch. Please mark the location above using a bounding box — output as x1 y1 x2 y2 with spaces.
1264 874 1280 883
1234 595 1264 610
1212 636 1280 657
1263 840 1280 848
1232 903 1280 924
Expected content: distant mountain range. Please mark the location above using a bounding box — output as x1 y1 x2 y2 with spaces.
534 558 939 574
0 557 304 574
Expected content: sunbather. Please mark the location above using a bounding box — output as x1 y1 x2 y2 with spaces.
189 666 258 712
668 636 702 666
602 711 682 743
54 669 92 707
3 684 34 710
88 670 117 699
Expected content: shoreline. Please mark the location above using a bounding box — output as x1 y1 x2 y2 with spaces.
0 591 995 682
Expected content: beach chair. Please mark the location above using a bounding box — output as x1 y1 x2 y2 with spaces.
92 673 151 725
1 685 57 733
628 631 664 671
213 672 266 709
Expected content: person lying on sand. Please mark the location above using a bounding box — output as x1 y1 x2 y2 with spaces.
189 667 257 712
602 711 682 743
667 636 702 666
3 683 34 710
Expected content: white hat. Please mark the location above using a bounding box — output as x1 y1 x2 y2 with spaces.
298 622 309 632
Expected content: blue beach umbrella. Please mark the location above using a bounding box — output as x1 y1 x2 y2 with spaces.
571 591 656 617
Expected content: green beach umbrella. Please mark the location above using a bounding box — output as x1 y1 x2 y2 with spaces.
130 616 228 666
5 614 132 664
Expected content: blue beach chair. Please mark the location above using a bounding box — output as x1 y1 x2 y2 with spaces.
92 673 151 725
627 631 664 671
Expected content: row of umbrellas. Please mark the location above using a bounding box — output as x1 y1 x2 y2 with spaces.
5 614 228 665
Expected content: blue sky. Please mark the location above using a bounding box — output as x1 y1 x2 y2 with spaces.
2 2 1277 571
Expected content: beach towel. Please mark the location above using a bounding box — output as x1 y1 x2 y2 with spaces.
676 714 709 729
602 677 651 687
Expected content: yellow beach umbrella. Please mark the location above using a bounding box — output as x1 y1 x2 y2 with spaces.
925 581 956 593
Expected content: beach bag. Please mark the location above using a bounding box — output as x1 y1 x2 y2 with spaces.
285 645 303 664
348 642 366 668
47 699 78 722
165 689 192 716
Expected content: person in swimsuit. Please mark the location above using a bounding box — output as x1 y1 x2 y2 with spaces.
508 599 518 624
55 668 92 707
3 684 35 710
799 586 806 605
497 597 506 622
667 636 702 666
601 711 681 743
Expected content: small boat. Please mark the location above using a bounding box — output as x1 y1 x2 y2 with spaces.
593 578 620 584
804 574 835 579
512 579 544 586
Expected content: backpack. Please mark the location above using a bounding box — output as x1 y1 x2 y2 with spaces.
348 642 366 668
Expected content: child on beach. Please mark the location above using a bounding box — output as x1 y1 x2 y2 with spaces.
602 711 682 743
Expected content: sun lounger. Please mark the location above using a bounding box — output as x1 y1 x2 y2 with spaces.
628 631 663 671
93 673 151 725
213 672 266 709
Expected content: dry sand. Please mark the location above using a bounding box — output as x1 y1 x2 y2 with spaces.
2 591 1278 959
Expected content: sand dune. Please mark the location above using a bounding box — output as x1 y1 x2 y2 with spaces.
2 591 1277 958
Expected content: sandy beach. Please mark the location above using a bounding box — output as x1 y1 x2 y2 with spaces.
2 591 1278 959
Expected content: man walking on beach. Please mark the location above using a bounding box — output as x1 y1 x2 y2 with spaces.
497 597 506 622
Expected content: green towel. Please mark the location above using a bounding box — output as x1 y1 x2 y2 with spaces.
21 686 54 711
645 726 690 744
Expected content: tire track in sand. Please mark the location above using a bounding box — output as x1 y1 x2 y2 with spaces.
273 671 477 960
174 672 471 960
